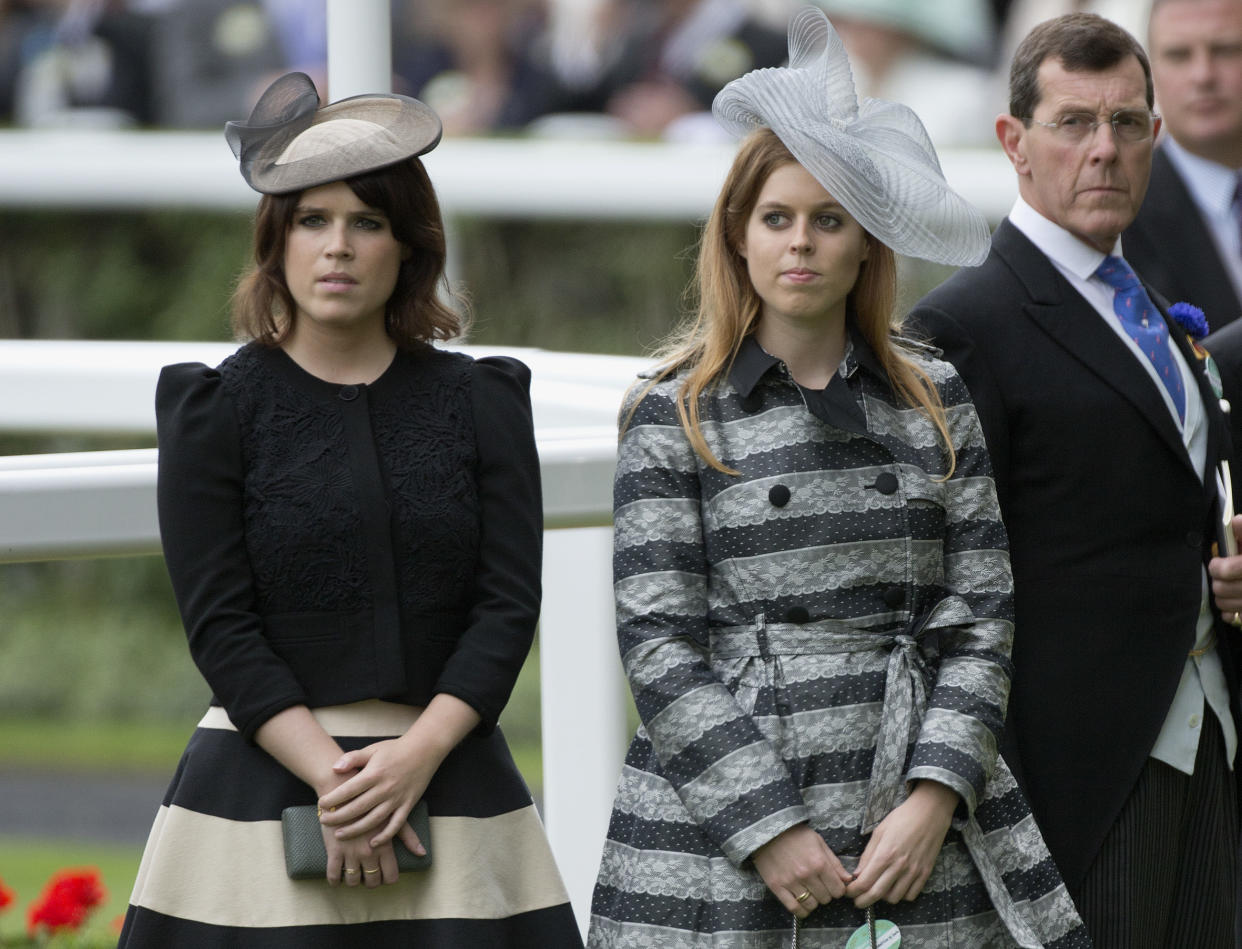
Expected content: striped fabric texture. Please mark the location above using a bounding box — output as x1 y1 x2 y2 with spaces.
589 335 1090 948
119 701 581 947
1076 714 1237 949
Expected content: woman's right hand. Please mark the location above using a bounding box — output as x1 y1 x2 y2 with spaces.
323 824 400 888
751 823 851 918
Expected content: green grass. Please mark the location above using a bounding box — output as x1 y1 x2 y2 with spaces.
0 717 194 776
0 837 139 944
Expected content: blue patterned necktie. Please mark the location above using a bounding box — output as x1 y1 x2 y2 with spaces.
1095 255 1185 422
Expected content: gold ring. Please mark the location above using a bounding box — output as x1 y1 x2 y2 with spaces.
343 868 359 876
363 867 380 875
794 890 811 903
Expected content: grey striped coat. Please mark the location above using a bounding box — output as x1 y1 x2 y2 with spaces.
589 332 1091 948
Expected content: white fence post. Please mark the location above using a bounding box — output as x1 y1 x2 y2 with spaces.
540 526 628 937
326 0 392 99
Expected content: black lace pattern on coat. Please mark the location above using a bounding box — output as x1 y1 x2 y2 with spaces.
218 344 480 617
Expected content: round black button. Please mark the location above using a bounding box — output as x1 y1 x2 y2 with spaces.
883 586 906 609
784 606 810 624
873 472 899 495
339 385 359 401
739 391 763 413
769 485 792 507
1186 531 1202 550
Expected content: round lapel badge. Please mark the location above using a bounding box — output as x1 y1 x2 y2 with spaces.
844 918 900 948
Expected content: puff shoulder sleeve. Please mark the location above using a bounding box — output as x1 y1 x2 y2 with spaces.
432 356 542 730
156 362 309 740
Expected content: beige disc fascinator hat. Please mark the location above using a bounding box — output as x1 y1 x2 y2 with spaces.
713 6 989 267
225 72 442 195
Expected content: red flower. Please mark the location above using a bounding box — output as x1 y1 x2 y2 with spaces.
0 876 14 911
26 867 106 936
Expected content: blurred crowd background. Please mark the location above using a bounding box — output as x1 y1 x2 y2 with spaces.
0 0 1155 149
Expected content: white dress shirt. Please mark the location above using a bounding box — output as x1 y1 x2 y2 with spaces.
1009 196 1237 774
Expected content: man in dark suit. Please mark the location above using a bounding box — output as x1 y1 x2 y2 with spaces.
1124 0 1242 332
910 13 1242 949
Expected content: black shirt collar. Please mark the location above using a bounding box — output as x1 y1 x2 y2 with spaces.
728 334 782 398
726 320 887 398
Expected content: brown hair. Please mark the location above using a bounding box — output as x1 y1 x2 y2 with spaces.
630 127 954 475
231 157 466 348
1009 13 1153 120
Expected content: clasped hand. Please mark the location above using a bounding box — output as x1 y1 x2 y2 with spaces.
752 781 958 918
316 738 430 887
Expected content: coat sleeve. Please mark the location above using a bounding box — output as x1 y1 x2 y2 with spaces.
904 364 1015 819
432 356 543 731
156 362 309 741
612 378 810 866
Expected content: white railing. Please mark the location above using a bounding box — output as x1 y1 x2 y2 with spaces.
0 130 1018 222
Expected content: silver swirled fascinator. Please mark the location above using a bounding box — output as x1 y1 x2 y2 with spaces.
225 72 442 195
712 6 989 267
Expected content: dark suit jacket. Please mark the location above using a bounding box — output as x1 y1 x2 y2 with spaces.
909 218 1236 894
1206 317 1242 474
1124 145 1242 332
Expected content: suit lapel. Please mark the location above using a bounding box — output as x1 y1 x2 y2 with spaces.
993 220 1195 473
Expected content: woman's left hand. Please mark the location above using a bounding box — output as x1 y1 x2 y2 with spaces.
317 739 432 852
844 780 959 908
317 693 481 850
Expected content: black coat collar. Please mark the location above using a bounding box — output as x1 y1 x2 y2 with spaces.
727 323 888 434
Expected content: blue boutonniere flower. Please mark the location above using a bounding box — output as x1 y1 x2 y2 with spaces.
1168 302 1224 398
1169 302 1209 340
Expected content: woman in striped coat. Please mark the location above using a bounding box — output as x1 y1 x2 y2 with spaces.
589 9 1090 948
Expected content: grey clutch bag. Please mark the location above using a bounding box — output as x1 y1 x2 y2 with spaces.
280 800 432 880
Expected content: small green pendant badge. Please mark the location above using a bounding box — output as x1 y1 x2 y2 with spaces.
844 916 900 948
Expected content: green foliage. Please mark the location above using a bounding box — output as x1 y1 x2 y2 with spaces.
0 210 699 352
0 211 250 342
454 217 699 355
0 557 204 721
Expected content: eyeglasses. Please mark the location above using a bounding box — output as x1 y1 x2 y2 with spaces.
1025 109 1158 144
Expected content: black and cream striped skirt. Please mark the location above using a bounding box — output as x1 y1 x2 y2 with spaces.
118 700 583 948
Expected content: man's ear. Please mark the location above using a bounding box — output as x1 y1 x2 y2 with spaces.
996 113 1030 176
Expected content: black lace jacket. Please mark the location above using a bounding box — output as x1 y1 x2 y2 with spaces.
154 343 542 741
